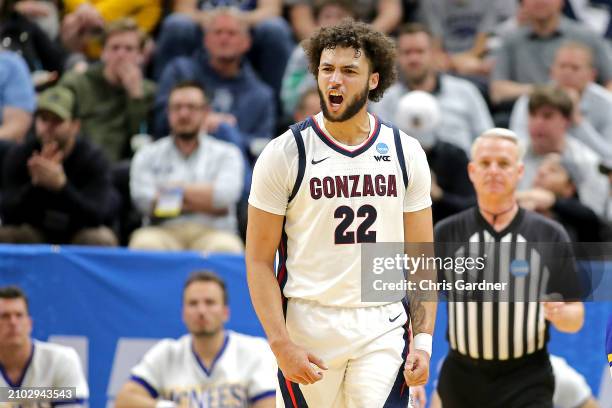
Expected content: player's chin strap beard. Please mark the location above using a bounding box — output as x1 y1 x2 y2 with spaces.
480 201 518 227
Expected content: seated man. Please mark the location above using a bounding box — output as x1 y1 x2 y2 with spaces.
60 18 156 163
510 41 612 162
154 8 275 153
519 85 609 216
153 0 292 97
517 153 612 242
0 285 89 405
0 86 119 246
130 81 244 253
371 23 493 154
490 0 612 105
115 271 276 407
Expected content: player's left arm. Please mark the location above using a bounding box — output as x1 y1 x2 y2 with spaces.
401 136 436 386
403 207 436 387
543 301 584 333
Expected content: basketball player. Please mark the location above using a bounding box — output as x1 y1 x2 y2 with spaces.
434 128 584 408
0 286 89 407
246 19 436 407
115 271 276 408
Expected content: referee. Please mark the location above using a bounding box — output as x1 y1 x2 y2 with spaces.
434 129 584 408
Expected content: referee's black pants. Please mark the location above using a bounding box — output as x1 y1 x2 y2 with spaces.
437 349 554 408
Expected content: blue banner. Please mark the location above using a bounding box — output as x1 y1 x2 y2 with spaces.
0 244 609 406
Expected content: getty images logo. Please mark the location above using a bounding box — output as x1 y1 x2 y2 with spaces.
374 143 391 162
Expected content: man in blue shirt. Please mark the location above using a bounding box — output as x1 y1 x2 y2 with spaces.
0 51 35 144
154 8 275 157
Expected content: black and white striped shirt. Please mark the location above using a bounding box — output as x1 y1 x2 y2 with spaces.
434 207 581 361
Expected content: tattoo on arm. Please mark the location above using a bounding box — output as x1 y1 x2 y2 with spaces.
410 297 426 334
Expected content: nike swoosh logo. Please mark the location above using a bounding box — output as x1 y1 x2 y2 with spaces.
389 313 402 323
311 157 329 165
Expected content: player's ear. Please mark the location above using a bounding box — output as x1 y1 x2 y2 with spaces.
369 72 379 91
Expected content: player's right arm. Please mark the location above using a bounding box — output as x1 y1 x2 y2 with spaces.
115 381 160 408
246 133 327 385
246 206 326 385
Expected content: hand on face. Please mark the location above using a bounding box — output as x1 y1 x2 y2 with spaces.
28 143 66 191
115 61 143 98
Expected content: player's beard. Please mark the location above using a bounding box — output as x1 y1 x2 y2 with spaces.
318 82 369 122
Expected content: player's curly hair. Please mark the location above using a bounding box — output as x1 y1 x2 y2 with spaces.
303 19 397 102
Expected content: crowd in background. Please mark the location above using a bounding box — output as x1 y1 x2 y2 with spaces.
0 0 611 249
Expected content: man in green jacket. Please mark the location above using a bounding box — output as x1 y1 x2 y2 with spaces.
60 18 156 162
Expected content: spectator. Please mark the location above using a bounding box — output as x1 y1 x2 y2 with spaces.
519 85 609 216
281 0 355 117
153 0 293 97
0 286 89 405
510 41 612 161
417 0 497 77
59 18 156 163
0 50 35 148
130 82 244 253
287 0 401 41
115 271 276 407
292 87 320 122
0 86 119 246
516 153 612 242
154 8 276 151
371 23 493 154
394 91 475 224
0 1 67 86
490 0 612 104
61 0 161 60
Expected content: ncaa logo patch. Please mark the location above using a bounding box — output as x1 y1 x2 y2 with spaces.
376 143 389 155
510 259 530 277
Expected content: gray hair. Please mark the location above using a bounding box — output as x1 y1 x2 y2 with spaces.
206 7 250 36
471 128 525 162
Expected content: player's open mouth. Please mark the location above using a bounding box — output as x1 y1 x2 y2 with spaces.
328 90 343 111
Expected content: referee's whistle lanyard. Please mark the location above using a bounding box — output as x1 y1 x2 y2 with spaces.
479 202 518 228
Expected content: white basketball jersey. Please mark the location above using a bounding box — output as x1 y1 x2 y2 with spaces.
130 331 276 406
0 340 89 408
249 112 432 307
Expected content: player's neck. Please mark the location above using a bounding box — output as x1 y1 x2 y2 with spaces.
478 198 519 232
192 329 226 367
0 340 32 373
323 108 371 146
